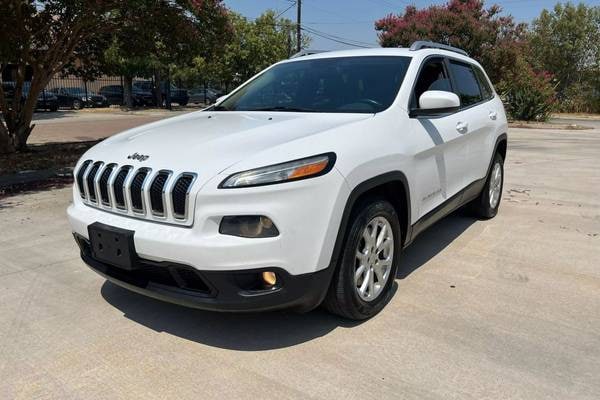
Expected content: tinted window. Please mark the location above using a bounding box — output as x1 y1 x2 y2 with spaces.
217 56 411 113
412 58 452 108
473 66 494 100
449 61 483 107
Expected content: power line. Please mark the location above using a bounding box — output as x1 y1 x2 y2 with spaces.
275 1 296 19
301 26 372 48
303 25 375 47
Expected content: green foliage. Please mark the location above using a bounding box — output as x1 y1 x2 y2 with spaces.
175 10 310 89
497 59 556 121
375 0 528 83
0 0 124 154
529 2 600 112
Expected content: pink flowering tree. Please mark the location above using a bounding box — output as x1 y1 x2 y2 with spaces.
375 0 527 83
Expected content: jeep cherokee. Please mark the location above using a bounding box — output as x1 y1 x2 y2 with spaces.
68 41 508 320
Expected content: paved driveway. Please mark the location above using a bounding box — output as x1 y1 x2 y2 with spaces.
1 127 599 399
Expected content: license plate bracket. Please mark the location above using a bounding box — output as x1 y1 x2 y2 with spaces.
88 222 138 270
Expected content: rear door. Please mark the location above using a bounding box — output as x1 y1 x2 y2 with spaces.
447 60 496 185
408 57 470 219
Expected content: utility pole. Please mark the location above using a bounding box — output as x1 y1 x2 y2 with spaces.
296 0 302 53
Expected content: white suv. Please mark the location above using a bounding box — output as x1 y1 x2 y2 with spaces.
67 41 507 320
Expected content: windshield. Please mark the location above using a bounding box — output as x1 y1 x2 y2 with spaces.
217 56 411 113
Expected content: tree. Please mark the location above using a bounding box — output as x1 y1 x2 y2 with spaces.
529 2 600 111
179 10 310 93
0 0 123 154
374 0 527 83
101 0 230 108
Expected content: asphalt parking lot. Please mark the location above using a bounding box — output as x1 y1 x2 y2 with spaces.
1 124 599 399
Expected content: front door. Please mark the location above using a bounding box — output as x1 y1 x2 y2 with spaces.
409 57 470 220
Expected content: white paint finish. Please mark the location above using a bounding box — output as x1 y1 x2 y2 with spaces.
67 47 507 281
418 90 460 110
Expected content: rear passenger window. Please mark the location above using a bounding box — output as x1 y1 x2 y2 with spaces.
449 61 483 107
473 67 494 100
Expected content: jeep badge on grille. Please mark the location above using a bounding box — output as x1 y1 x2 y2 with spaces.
127 152 149 162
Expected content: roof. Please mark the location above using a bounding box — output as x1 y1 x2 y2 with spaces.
281 46 477 66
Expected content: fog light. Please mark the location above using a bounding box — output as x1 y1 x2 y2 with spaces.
219 215 279 238
262 271 277 286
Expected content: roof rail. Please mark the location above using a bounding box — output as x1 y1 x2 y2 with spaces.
409 41 468 57
289 50 328 59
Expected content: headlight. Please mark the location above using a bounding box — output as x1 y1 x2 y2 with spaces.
219 153 336 188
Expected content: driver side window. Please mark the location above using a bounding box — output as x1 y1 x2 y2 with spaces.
411 58 452 109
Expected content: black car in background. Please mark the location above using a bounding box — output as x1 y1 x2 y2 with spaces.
188 87 218 104
133 81 189 106
50 87 108 109
1 82 58 112
98 85 154 106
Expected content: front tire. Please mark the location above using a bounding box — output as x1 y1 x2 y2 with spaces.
324 198 400 320
471 152 504 219
72 99 82 110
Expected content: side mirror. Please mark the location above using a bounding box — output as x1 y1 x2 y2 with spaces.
410 90 460 117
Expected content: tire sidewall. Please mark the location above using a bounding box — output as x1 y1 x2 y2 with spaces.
339 200 400 318
481 154 504 218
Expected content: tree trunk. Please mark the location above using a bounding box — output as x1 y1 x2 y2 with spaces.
123 75 134 108
153 70 162 107
165 75 172 110
0 123 16 155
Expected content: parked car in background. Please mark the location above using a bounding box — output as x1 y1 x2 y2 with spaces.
98 85 154 107
2 82 58 112
188 87 218 104
133 81 189 106
50 87 108 109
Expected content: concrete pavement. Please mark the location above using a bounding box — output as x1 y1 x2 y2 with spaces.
29 109 192 144
0 126 599 399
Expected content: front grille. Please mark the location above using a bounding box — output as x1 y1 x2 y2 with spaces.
130 169 150 213
98 164 116 205
86 162 102 202
113 166 131 209
150 171 170 215
75 160 196 224
76 160 92 198
172 175 194 219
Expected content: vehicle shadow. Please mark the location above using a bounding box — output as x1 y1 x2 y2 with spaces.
100 211 475 351
101 281 362 351
398 211 476 279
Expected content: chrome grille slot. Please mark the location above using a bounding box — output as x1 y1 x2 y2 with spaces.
76 160 92 198
130 168 151 214
172 174 195 219
98 164 116 205
113 166 132 209
149 171 171 216
77 160 196 225
85 162 103 203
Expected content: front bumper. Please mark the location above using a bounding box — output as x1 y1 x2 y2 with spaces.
75 234 332 312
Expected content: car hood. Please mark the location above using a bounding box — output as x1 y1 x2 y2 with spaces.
86 111 372 185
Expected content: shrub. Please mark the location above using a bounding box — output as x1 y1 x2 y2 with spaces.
497 60 557 121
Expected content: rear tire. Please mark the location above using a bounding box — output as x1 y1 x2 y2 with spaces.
324 198 400 320
72 99 82 110
471 152 504 219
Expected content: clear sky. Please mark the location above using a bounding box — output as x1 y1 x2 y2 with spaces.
223 0 600 50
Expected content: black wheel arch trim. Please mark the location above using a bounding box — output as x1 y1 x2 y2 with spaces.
329 171 411 266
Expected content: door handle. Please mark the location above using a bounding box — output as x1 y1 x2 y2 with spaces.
489 111 498 120
456 121 469 133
